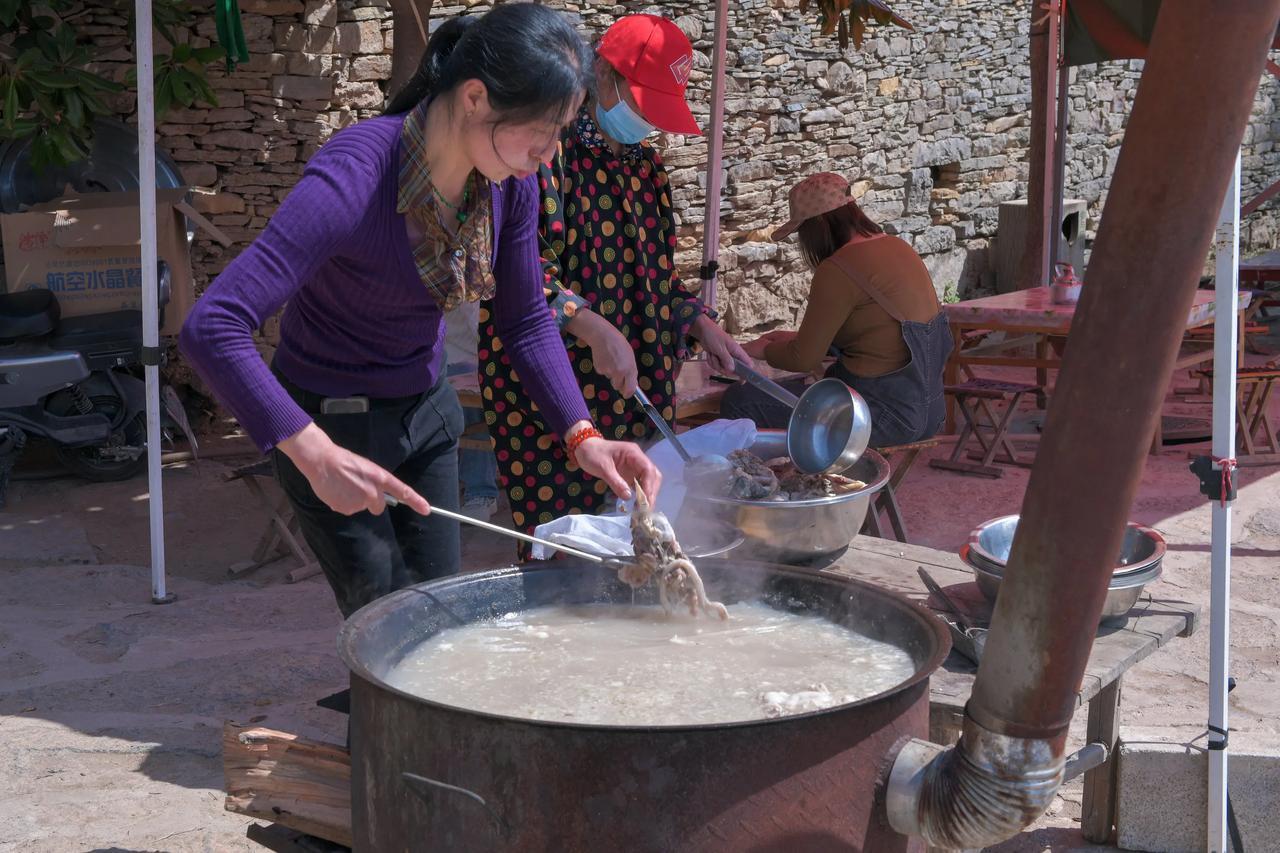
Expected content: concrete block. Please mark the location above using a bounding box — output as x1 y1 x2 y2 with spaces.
1117 739 1280 853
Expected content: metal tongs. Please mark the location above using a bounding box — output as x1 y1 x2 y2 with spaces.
384 494 640 571
917 567 988 665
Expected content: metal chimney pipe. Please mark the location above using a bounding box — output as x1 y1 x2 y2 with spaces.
886 2 1280 847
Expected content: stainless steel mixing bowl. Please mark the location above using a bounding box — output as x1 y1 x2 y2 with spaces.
961 515 1166 625
680 430 890 565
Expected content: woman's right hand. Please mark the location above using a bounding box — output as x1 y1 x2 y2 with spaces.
567 309 639 398
278 423 430 516
742 330 797 360
568 427 662 503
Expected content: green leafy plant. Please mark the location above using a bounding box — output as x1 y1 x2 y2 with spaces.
800 0 915 51
0 0 224 172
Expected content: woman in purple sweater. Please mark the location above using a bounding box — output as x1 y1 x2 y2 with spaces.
181 6 659 617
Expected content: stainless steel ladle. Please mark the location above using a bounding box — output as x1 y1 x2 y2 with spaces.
731 357 873 475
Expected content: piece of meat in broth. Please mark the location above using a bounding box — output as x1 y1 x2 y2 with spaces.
626 482 728 620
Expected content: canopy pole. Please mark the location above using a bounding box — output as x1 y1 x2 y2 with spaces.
698 0 729 311
1207 151 1241 853
1038 0 1061 286
1050 61 1069 266
1021 0 1060 289
136 0 173 605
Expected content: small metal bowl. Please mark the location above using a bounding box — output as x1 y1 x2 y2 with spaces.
961 515 1166 626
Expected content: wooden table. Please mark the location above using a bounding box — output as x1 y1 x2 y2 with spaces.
942 286 1250 443
826 537 1199 844
1240 251 1280 333
1240 248 1280 284
671 359 809 424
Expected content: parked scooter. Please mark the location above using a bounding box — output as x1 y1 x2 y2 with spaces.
0 261 189 507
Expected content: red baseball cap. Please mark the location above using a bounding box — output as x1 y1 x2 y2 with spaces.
597 15 702 136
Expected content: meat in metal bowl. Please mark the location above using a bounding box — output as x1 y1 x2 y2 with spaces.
680 430 890 566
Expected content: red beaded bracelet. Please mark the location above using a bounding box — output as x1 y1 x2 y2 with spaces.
566 426 603 462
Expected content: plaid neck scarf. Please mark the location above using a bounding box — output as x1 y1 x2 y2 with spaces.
398 99 495 311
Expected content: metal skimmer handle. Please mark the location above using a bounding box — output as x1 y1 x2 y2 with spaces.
383 493 633 569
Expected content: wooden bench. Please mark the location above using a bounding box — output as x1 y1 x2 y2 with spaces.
835 538 1199 844
931 378 1041 478
863 438 940 543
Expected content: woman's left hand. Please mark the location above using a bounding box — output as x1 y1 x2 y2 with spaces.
691 315 752 374
572 433 662 503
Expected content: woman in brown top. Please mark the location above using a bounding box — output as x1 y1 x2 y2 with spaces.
724 172 953 447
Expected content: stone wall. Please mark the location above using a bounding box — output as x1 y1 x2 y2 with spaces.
86 0 1280 339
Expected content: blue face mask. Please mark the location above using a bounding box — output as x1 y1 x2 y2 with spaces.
594 79 655 145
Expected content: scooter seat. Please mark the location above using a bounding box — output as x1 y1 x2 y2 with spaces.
0 290 60 341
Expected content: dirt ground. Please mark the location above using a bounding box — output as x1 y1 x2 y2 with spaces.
2 345 1279 851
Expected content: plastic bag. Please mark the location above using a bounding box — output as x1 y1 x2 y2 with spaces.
530 418 757 559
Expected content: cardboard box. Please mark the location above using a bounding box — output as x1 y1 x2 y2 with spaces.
1 188 229 336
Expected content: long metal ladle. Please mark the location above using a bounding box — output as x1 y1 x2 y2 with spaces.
633 387 692 462
731 356 802 408
632 387 738 492
384 494 637 571
731 357 872 475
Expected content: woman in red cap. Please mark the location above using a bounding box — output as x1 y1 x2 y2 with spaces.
725 172 952 448
477 14 748 549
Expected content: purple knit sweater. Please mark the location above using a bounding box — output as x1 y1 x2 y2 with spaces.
180 113 590 454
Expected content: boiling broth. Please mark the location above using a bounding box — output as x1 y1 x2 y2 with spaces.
384 602 915 726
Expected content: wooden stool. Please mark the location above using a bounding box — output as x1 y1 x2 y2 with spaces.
931 379 1041 478
1199 362 1280 465
225 459 321 583
1243 290 1278 353
1183 321 1267 361
863 438 940 543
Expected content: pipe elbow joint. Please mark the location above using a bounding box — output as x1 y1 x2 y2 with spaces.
885 717 1064 849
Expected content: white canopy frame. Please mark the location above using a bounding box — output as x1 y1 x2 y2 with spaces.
1207 153 1241 853
134 0 172 605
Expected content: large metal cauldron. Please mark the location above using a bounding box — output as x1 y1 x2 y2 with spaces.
339 559 948 852
681 430 891 565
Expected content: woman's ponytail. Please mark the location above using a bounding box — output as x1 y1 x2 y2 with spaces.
384 5 591 127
